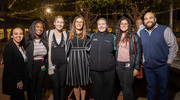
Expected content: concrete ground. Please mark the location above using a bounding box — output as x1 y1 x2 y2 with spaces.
0 41 180 100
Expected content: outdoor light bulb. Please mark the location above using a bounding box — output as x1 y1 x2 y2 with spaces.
47 9 51 13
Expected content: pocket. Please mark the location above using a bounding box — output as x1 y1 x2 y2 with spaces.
110 55 115 67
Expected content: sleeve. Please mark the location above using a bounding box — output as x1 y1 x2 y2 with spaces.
164 27 178 64
84 33 95 51
46 30 50 37
137 29 140 36
66 40 71 58
113 34 116 50
85 37 91 51
134 35 142 70
3 45 21 83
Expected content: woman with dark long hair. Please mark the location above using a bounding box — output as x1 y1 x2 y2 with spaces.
115 17 142 100
47 15 68 100
2 27 27 100
26 20 48 100
66 15 91 100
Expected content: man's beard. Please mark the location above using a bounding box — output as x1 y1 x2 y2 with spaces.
145 22 156 30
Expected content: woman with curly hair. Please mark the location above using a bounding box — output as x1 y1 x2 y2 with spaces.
26 20 48 100
115 17 142 100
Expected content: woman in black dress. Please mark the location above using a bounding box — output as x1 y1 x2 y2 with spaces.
2 27 27 100
66 15 91 100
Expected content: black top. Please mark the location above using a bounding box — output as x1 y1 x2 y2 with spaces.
71 34 88 48
89 31 116 71
51 33 67 66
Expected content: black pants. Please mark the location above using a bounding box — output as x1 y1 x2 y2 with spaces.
50 64 67 100
11 92 25 100
90 69 115 100
28 60 46 100
116 61 134 100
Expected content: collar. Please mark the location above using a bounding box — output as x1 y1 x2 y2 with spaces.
139 24 144 28
145 23 158 32
97 31 108 35
34 39 40 43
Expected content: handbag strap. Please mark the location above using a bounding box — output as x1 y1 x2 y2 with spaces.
132 34 136 55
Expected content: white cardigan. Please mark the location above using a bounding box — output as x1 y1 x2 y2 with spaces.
47 29 67 75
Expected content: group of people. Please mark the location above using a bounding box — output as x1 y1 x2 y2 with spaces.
1 11 178 100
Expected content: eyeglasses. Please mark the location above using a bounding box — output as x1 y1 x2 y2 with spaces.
120 23 128 26
75 21 83 23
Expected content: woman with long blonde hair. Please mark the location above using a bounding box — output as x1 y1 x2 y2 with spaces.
47 15 68 100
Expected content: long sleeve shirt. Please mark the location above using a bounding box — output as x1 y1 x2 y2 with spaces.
144 24 178 64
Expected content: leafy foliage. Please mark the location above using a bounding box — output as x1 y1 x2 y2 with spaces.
6 0 180 29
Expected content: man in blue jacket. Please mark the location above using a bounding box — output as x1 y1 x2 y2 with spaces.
140 12 178 100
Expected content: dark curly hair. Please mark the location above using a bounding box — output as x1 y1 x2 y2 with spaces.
26 20 47 44
115 17 132 46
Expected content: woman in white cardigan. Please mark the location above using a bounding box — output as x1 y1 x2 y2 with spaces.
47 15 68 100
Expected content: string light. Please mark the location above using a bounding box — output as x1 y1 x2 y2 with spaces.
8 8 38 17
8 1 77 17
8 1 180 19
8 0 17 9
9 15 31 20
46 8 51 13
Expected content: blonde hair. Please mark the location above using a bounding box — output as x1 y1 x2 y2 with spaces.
54 15 64 23
69 15 86 41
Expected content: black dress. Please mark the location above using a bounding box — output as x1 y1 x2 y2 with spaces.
66 34 91 86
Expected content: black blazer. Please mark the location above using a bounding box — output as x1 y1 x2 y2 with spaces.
2 41 27 95
26 39 48 80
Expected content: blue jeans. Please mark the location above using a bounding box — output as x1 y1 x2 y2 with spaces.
144 64 170 100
